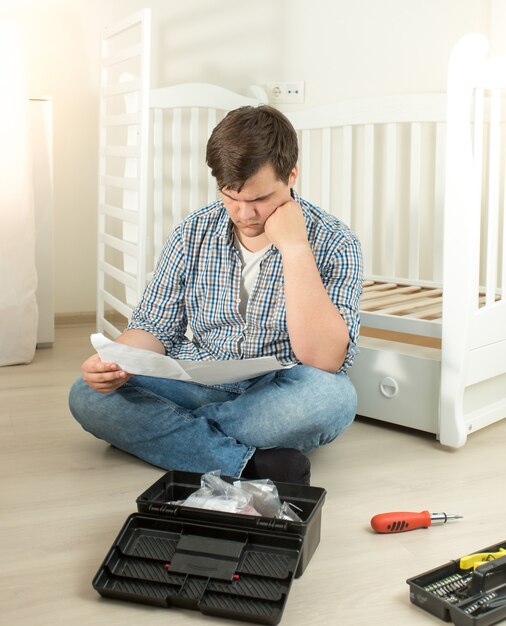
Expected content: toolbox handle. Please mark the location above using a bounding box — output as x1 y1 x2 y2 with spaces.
470 555 506 595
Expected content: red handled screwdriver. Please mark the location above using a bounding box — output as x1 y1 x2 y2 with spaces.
371 510 463 533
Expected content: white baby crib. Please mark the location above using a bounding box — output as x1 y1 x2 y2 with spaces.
96 9 506 447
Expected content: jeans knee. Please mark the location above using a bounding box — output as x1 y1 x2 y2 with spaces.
69 376 121 445
69 376 83 416
335 374 357 423
275 366 356 449
310 370 357 443
68 376 97 430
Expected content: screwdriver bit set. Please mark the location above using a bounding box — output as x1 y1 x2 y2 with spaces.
407 540 506 626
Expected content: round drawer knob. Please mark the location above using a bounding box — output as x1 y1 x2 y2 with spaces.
380 376 399 398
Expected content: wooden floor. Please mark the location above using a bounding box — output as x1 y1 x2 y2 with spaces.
2 323 506 626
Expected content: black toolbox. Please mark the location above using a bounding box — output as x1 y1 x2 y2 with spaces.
92 470 326 625
407 540 506 626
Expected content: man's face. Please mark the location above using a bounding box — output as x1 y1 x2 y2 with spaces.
220 164 298 241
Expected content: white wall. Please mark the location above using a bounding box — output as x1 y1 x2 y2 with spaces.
0 0 503 315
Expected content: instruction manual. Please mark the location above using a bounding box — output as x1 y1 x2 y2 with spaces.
90 333 288 385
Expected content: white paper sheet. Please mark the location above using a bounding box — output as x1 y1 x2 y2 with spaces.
90 333 287 385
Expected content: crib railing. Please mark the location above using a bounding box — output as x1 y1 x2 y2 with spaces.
287 96 448 283
149 83 268 266
144 93 453 288
97 9 151 337
440 33 506 446
96 10 504 352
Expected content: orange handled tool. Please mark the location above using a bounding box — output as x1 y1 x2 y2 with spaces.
370 510 463 533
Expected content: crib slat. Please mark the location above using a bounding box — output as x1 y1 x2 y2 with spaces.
172 107 182 225
383 123 397 277
360 285 421 302
100 203 138 223
362 283 437 297
472 89 485 297
99 316 122 340
98 96 106 323
473 89 485 182
189 107 200 212
408 122 421 279
102 146 139 158
362 282 398 292
361 288 442 312
300 129 311 198
485 89 501 306
433 122 446 282
102 44 142 68
101 233 138 257
376 292 443 315
100 260 137 290
101 175 138 191
100 289 134 320
207 108 217 203
103 78 141 97
103 112 141 127
320 127 331 209
503 144 506 300
363 125 374 275
340 126 352 225
408 303 443 320
152 108 164 261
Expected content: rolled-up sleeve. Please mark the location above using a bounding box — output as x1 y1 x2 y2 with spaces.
127 226 188 353
322 236 363 369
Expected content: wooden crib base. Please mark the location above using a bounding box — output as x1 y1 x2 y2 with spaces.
362 279 444 320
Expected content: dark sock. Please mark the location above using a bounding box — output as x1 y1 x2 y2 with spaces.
243 448 311 485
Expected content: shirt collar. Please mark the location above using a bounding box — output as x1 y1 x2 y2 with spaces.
215 203 233 241
291 188 313 231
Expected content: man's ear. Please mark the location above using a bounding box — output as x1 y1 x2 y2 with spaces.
288 165 298 187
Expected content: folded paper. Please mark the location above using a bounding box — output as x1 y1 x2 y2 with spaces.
91 333 288 385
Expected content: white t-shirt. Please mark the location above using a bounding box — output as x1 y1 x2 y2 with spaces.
235 236 271 319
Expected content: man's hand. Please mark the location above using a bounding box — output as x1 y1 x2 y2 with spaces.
263 199 309 254
81 329 164 393
264 198 349 372
81 353 131 394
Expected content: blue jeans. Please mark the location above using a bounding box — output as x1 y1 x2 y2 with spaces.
68 365 356 477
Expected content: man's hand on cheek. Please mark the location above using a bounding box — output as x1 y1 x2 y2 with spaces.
264 200 309 254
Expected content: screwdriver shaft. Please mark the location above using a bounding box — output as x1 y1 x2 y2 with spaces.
430 512 463 525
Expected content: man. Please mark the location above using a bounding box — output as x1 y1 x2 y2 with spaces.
69 105 363 484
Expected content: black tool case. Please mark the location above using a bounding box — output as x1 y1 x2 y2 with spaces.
92 470 326 625
407 540 506 626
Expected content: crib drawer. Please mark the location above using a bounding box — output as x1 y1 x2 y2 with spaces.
348 337 441 434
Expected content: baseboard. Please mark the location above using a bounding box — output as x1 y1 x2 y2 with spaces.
55 311 128 331
55 311 96 327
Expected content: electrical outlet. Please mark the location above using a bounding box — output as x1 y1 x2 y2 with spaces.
267 82 305 104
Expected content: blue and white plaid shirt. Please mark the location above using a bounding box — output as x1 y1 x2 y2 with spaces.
128 190 363 370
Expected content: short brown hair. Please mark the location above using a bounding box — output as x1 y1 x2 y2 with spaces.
206 105 298 191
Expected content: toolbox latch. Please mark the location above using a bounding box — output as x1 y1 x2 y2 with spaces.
256 518 289 532
146 503 178 517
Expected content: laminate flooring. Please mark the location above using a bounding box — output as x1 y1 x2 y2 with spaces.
2 323 506 626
